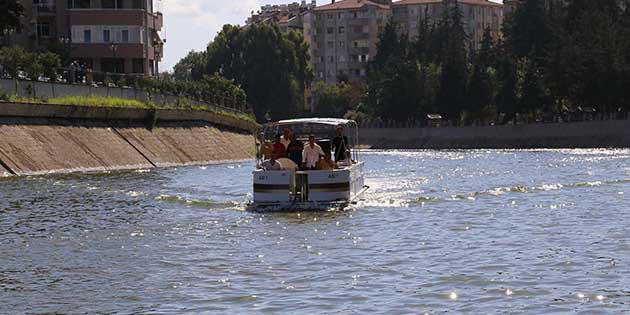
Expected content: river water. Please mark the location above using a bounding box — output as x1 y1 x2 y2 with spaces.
1 150 629 314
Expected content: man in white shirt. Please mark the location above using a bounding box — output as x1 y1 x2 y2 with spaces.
302 135 325 170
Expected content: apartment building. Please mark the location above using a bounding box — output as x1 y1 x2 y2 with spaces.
311 0 392 84
13 0 163 75
247 1 317 33
392 0 503 50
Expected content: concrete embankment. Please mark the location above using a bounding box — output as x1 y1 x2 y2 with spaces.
360 120 630 149
0 102 256 177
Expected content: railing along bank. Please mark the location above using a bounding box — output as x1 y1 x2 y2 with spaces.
0 76 251 115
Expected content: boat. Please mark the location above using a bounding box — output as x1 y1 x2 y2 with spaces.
249 118 368 211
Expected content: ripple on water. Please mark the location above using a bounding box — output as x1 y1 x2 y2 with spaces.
1 150 629 314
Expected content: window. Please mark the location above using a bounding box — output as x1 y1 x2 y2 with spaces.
102 0 115 8
83 29 91 43
121 30 129 43
339 41 345 48
327 13 333 19
338 12 343 19
132 58 144 73
338 26 345 34
328 56 334 63
353 12 358 19
36 22 50 37
338 55 346 62
327 41 333 49
103 29 110 42
327 27 333 34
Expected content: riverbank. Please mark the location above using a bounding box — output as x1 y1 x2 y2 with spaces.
0 102 256 177
359 120 630 149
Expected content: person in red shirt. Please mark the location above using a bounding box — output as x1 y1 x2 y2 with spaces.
273 134 286 158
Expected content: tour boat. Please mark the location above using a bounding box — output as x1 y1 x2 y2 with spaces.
249 118 368 211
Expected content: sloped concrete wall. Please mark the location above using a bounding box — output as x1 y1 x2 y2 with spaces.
0 102 256 177
0 119 153 175
115 122 254 167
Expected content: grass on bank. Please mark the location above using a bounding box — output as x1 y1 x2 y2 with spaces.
0 93 259 128
49 95 150 109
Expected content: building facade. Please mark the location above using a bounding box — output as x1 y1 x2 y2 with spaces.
392 0 503 50
311 0 392 84
247 1 317 33
13 0 163 76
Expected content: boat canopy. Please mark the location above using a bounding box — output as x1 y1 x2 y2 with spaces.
272 118 356 127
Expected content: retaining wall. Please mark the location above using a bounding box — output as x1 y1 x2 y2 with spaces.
0 102 256 177
360 120 630 149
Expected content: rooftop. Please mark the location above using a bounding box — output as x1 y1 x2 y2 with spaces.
313 0 391 12
392 0 502 7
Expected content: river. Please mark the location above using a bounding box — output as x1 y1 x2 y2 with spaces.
1 149 629 314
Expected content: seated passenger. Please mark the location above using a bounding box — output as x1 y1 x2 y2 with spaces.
273 134 286 158
286 133 303 166
260 151 283 171
258 134 273 160
302 135 325 170
317 153 335 170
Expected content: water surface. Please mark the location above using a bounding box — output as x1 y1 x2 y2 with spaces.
1 149 629 314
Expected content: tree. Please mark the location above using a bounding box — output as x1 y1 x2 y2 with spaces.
495 42 519 124
0 46 26 78
504 0 549 61
519 56 547 118
312 82 353 117
172 50 207 81
203 23 312 121
0 0 24 43
366 19 422 121
38 51 61 82
435 4 469 122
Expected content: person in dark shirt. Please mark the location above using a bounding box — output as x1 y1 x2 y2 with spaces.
285 133 303 166
332 125 349 162
272 134 286 158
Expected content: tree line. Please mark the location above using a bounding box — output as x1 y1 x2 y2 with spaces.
364 0 630 125
169 0 630 124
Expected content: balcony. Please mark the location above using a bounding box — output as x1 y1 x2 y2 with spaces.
36 6 56 15
68 10 146 26
71 43 145 59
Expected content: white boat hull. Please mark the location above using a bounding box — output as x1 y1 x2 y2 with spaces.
250 162 366 211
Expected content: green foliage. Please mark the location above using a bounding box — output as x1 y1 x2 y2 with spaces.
0 47 61 81
49 96 149 108
201 23 312 121
366 19 423 121
38 51 61 82
311 81 353 117
0 46 26 78
172 50 207 81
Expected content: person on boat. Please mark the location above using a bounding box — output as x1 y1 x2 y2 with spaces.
285 133 303 166
336 150 354 168
260 151 283 171
317 152 335 170
257 133 273 160
273 134 286 158
281 128 292 149
332 125 349 162
302 135 325 170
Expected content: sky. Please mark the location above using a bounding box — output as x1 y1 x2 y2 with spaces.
159 0 290 72
159 0 502 72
